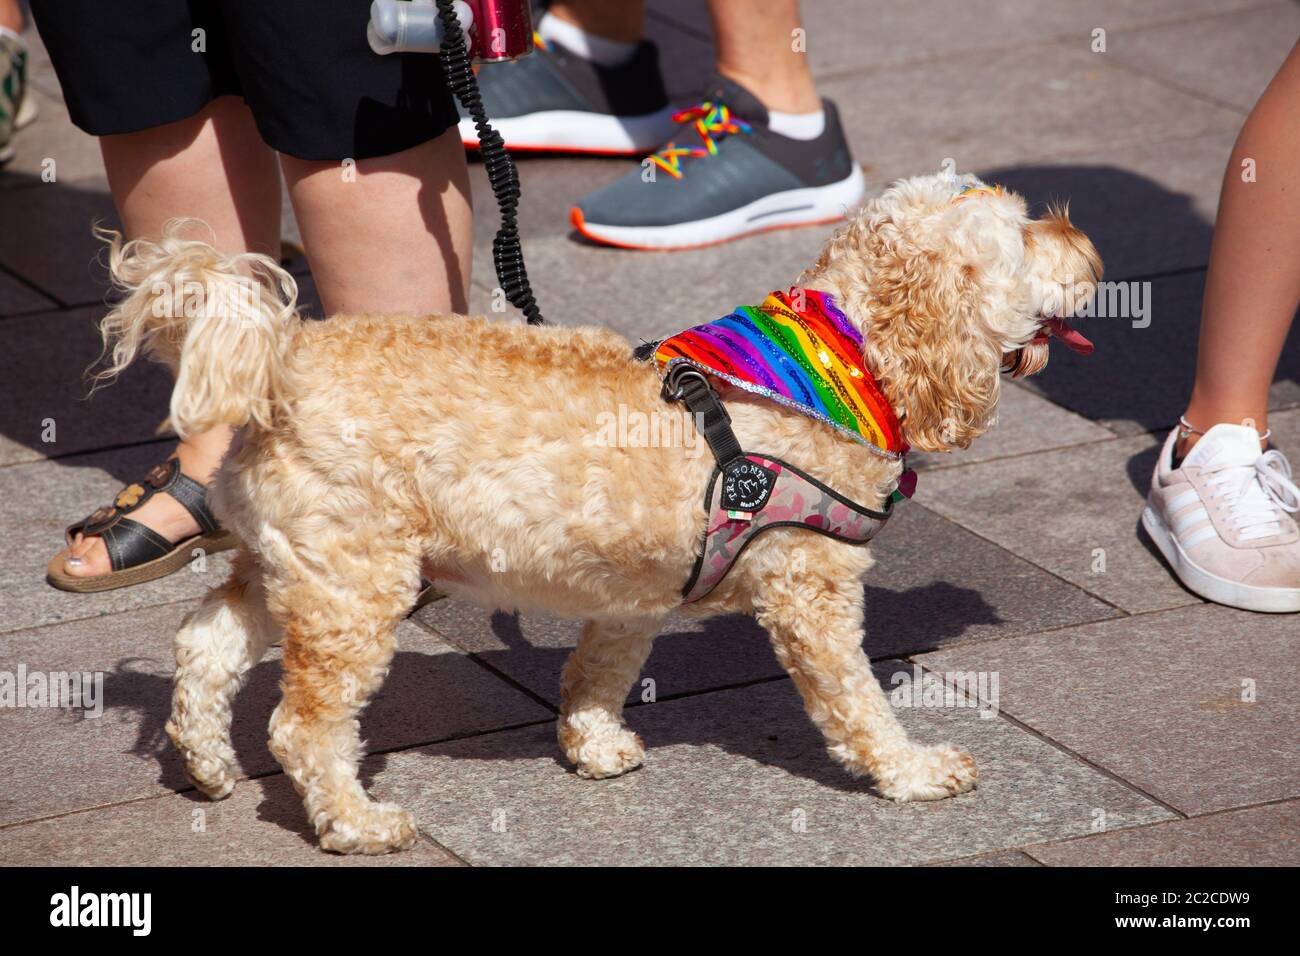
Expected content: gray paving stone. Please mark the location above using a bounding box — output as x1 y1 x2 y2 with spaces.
918 604 1300 816
0 444 233 634
0 604 551 826
416 501 1116 705
0 773 462 866
0 270 55 315
913 408 1300 612
0 307 174 467
911 381 1114 472
367 675 1171 865
822 42 1243 187
0 180 120 305
651 0 1273 78
1109 3 1300 112
1025 800 1300 866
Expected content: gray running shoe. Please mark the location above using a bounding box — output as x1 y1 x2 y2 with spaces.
458 35 676 155
570 75 865 250
0 27 30 166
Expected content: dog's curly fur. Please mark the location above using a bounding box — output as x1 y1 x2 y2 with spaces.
94 171 1099 854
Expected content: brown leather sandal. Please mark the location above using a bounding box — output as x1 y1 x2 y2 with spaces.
46 459 236 593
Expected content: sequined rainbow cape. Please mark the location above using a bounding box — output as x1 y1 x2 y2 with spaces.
652 288 905 459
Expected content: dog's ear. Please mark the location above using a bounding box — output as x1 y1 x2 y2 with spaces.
859 237 1004 452
1022 203 1103 317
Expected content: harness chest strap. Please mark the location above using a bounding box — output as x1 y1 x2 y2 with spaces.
682 451 894 604
663 362 906 604
651 287 914 604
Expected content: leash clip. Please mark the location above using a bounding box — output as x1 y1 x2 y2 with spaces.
661 365 701 401
663 367 730 422
663 365 742 466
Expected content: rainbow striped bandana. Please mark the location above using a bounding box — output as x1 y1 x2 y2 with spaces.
653 288 905 460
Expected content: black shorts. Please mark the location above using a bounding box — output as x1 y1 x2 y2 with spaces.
28 0 459 161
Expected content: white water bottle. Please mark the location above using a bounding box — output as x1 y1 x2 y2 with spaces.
367 0 474 55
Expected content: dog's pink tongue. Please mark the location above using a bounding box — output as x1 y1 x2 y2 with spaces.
1045 318 1094 355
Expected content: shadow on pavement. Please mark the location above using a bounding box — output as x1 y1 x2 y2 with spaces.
99 575 1002 839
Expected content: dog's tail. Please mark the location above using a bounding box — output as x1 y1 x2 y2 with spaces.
93 218 299 438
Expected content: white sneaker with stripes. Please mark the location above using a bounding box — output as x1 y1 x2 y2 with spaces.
1143 423 1300 612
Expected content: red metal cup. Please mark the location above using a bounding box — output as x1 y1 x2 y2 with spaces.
465 0 534 62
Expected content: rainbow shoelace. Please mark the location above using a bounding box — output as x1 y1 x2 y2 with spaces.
648 102 753 180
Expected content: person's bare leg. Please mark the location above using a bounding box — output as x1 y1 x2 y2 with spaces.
54 96 281 578
548 0 820 113
710 0 819 113
0 0 22 31
545 0 645 44
279 126 472 315
1179 41 1300 457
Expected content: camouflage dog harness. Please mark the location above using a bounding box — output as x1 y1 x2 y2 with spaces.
642 288 915 604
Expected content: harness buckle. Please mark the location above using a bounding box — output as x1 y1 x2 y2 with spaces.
663 367 731 423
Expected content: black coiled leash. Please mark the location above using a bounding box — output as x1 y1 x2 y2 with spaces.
435 0 544 325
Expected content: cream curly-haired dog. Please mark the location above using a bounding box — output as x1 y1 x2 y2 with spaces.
93 170 1099 854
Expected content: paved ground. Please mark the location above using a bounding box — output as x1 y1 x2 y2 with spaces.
2 1 1298 866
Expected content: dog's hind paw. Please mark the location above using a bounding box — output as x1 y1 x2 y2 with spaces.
559 716 645 780
874 743 978 802
318 802 419 855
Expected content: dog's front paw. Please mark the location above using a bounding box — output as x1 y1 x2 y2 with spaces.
874 743 977 802
318 802 419 855
166 718 238 800
558 712 645 779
